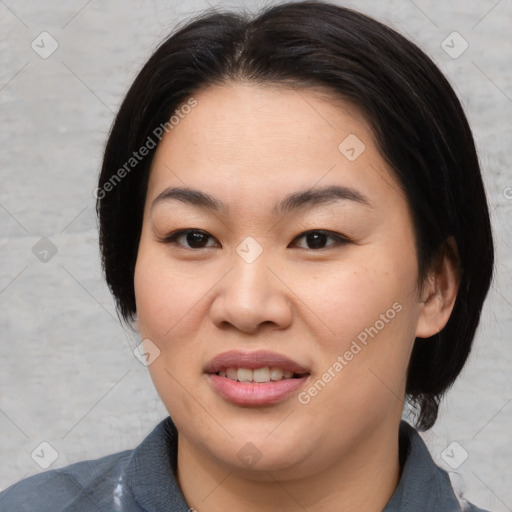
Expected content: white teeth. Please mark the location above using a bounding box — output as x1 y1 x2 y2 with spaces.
236 368 253 382
226 367 238 380
219 367 297 382
253 367 270 383
270 367 284 381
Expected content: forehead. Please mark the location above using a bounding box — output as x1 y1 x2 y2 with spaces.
146 82 405 211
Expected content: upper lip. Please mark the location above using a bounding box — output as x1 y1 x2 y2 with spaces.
204 350 310 374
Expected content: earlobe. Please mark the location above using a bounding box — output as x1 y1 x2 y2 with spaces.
415 237 460 338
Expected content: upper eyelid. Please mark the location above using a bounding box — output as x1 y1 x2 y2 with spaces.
162 229 348 247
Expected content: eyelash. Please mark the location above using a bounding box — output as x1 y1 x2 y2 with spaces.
160 229 350 251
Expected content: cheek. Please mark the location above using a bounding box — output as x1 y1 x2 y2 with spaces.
134 243 207 424
134 240 205 339
297 247 420 409
133 238 216 397
309 269 418 405
297 249 418 348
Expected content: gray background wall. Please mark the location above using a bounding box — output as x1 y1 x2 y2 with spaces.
0 1 511 510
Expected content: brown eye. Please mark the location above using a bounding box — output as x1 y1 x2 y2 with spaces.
291 230 350 250
162 229 218 249
161 229 349 251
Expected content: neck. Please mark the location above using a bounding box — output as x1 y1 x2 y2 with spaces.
176 418 402 512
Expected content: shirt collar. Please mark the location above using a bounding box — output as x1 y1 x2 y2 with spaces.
383 420 462 511
121 417 189 511
122 416 462 511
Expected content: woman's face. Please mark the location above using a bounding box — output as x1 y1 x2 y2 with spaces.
134 83 430 478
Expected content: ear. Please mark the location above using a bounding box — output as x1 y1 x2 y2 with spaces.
415 237 460 338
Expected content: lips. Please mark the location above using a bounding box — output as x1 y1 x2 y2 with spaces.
204 350 311 406
204 350 310 375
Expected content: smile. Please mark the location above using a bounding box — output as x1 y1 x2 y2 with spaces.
216 367 306 382
204 351 311 406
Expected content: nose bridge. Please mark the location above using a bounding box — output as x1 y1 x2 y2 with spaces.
210 236 292 332
230 235 272 301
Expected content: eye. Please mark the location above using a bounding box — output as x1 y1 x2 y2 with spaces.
161 229 218 249
160 228 349 251
291 230 350 250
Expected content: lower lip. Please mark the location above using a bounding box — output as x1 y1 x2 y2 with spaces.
207 374 309 406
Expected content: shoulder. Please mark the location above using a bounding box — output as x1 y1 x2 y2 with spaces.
385 421 493 512
460 501 493 512
0 449 132 512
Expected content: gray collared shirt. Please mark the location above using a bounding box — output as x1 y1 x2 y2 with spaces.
0 418 491 511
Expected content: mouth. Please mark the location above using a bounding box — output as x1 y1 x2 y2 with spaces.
204 350 311 406
215 367 308 382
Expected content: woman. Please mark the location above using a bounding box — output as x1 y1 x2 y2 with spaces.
0 1 495 510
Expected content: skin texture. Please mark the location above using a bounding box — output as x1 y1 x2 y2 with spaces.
133 82 459 511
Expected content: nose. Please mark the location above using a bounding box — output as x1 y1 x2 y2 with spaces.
209 245 293 334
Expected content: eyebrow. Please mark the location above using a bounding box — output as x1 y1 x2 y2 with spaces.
151 184 371 215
